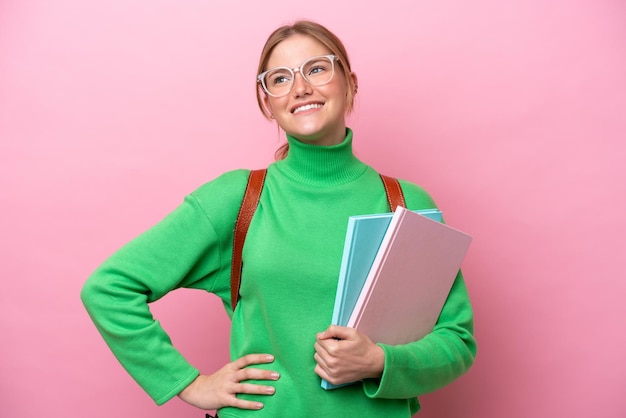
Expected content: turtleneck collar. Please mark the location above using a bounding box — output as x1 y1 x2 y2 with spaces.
274 128 368 186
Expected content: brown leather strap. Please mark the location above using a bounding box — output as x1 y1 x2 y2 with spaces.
380 174 406 211
231 169 267 310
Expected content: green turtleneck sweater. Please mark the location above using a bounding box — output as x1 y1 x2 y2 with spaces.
81 130 476 417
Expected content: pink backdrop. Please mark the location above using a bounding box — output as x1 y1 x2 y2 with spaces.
2 1 625 417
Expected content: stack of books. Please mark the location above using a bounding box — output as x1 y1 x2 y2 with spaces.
322 206 472 389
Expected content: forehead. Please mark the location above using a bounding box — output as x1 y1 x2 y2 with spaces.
266 34 331 69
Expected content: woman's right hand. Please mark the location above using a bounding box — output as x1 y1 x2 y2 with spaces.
178 354 279 411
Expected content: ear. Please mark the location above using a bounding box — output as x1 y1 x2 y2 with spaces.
350 71 359 95
346 71 359 111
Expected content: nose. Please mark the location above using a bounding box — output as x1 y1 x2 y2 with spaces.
292 71 312 96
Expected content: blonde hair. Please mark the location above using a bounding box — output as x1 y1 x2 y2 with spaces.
256 20 356 159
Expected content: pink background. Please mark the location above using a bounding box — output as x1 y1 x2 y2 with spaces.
2 1 625 417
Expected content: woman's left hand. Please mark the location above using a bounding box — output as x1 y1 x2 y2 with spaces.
313 325 385 386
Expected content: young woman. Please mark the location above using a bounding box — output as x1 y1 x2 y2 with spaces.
81 20 476 417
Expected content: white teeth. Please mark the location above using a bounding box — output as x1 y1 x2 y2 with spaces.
293 103 322 114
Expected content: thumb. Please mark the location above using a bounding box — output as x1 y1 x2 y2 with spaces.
318 325 355 341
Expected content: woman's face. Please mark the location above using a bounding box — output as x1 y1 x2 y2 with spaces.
262 34 356 146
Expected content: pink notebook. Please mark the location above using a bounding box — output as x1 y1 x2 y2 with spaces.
347 206 472 345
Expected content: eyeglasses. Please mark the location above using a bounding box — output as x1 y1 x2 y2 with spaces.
257 54 339 98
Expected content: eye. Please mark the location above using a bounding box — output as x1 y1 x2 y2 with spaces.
306 61 330 77
309 65 326 75
268 70 292 86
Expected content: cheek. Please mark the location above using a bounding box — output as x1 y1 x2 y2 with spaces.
266 96 290 113
328 85 350 111
327 79 350 103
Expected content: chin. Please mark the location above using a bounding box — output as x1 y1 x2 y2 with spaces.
288 128 325 141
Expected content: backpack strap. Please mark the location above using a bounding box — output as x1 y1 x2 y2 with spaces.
231 169 267 310
379 174 406 211
230 170 406 311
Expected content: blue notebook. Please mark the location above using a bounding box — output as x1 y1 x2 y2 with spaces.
322 209 442 390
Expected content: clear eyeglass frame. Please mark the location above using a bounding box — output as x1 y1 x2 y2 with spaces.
257 54 339 98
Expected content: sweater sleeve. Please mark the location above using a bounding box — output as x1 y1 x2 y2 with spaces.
362 270 476 399
80 170 248 405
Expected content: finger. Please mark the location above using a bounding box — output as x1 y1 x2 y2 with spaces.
314 362 340 384
315 336 341 356
314 346 340 371
320 325 356 340
235 382 277 396
314 346 339 376
227 396 265 411
232 354 275 369
314 363 329 380
237 367 280 382
313 351 326 369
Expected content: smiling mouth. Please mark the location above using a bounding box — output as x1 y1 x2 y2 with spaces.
292 103 323 114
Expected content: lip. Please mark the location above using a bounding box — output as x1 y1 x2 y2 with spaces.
290 101 325 114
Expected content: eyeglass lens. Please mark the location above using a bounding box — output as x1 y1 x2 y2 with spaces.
263 56 334 97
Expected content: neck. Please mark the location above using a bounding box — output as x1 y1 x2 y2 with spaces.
289 125 348 147
275 128 367 186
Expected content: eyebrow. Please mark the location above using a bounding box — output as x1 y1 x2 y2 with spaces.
265 54 334 71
